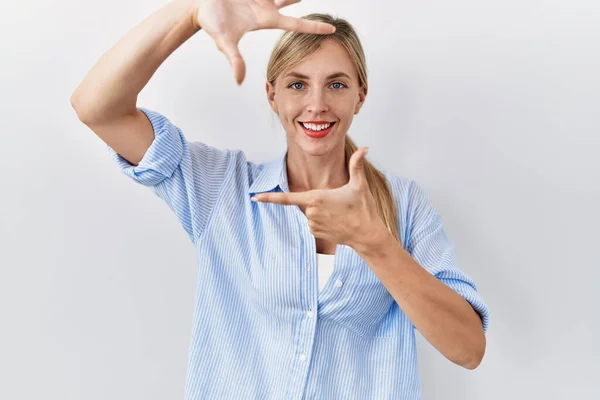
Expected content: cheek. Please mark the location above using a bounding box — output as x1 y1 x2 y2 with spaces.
331 95 359 115
279 103 303 124
330 105 354 123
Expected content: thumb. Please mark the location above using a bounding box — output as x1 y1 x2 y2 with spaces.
215 36 246 85
348 147 369 186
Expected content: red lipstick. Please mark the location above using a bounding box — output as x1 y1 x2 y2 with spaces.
299 121 336 139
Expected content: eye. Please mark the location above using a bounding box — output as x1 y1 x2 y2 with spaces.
330 82 347 90
289 82 305 90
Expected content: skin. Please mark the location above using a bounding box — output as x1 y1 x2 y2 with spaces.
266 38 367 194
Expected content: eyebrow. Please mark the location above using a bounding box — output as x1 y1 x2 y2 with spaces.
283 71 352 80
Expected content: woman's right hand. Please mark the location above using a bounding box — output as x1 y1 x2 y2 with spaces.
190 0 336 84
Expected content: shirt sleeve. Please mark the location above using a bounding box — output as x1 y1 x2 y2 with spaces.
405 180 490 333
106 107 234 243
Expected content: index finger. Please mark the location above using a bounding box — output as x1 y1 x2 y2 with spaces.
274 15 336 35
251 191 311 206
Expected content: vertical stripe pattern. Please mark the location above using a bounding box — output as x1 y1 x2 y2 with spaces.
107 108 490 399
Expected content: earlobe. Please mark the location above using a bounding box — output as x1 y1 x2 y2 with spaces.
354 101 364 115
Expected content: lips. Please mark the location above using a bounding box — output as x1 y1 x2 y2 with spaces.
298 121 336 139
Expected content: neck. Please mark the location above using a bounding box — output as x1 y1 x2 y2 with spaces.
285 145 349 192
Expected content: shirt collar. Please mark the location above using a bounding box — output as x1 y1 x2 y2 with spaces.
248 150 290 195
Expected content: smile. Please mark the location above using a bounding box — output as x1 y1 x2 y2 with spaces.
298 121 336 139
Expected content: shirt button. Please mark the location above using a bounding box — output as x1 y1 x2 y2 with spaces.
306 310 314 318
334 279 343 288
299 353 307 361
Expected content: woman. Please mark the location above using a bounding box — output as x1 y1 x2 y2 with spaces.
71 0 490 398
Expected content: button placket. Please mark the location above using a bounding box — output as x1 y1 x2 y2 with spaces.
285 208 320 400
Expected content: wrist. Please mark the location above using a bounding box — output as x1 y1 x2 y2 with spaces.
350 222 392 256
176 0 201 32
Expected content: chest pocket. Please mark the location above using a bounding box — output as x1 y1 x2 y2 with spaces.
317 246 404 339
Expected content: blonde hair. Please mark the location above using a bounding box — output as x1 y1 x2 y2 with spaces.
266 13 401 245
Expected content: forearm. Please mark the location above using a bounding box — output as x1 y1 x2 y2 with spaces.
352 227 486 369
71 0 199 123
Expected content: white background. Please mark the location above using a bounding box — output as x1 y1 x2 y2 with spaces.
1 0 599 399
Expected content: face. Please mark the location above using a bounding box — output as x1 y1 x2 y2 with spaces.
266 38 367 156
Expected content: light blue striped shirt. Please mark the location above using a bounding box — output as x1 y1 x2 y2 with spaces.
107 107 490 400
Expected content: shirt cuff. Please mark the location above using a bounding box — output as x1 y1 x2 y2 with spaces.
106 107 184 186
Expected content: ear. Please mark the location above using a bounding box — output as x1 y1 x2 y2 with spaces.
266 81 278 114
354 85 367 115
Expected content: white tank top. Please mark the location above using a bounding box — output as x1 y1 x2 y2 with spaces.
317 253 335 292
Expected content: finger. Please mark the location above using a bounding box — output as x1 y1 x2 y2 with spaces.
274 15 336 34
215 36 246 85
348 147 369 184
274 0 301 9
251 191 310 206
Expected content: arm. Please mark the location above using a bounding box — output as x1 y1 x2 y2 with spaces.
354 228 486 369
70 0 199 165
70 0 335 166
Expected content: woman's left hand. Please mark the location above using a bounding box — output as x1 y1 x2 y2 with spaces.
251 147 388 250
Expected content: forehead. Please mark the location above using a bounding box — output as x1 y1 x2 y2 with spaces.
281 39 357 80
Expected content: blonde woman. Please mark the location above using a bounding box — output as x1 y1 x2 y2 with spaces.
71 0 490 398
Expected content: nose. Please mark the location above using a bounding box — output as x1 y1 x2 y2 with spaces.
306 88 329 114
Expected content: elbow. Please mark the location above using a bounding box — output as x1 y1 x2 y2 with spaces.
70 91 135 125
70 91 80 114
70 90 104 125
462 353 483 370
460 334 486 370
70 91 92 124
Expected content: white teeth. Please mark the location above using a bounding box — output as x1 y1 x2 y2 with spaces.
301 122 331 131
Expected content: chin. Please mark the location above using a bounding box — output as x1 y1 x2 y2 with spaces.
296 137 344 156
